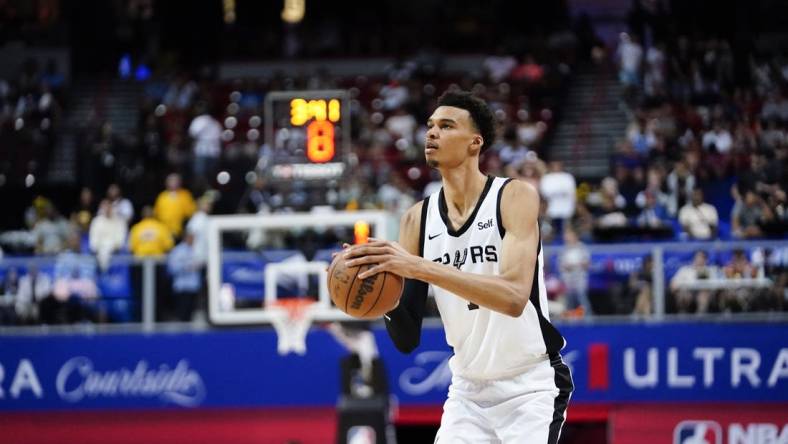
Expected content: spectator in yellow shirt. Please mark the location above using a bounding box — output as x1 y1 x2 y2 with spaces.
154 173 196 237
129 206 174 257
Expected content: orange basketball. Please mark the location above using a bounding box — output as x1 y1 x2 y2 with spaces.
327 252 403 319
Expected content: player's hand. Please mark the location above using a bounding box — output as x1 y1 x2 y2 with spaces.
344 238 422 279
326 243 351 272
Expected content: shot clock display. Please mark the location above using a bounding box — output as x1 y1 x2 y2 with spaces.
263 90 350 181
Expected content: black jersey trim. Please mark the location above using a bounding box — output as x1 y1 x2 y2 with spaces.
418 196 430 257
528 230 566 355
437 175 494 238
496 177 514 238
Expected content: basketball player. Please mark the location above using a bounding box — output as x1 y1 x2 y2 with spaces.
344 91 573 443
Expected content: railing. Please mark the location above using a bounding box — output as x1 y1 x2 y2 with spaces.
0 254 164 331
0 239 786 334
543 239 788 319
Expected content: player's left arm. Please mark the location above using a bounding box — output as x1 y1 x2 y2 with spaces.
345 180 539 317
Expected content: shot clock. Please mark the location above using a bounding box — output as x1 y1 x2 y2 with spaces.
263 90 351 181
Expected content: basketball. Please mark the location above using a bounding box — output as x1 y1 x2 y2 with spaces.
327 252 403 319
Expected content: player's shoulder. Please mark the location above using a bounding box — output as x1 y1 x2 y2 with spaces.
400 199 425 229
499 178 539 231
500 178 539 206
399 199 427 251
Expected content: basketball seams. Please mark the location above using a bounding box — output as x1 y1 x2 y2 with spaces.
327 254 337 291
343 264 363 314
361 269 387 317
329 254 403 319
327 253 341 307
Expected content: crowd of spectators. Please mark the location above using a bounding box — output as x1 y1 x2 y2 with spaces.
0 173 211 325
1 23 786 324
0 40 575 325
609 32 787 241
0 58 64 189
591 30 788 317
122 47 569 216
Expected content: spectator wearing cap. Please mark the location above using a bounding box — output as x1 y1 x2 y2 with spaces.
678 189 719 240
154 173 196 238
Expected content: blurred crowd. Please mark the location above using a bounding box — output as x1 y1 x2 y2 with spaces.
0 58 64 188
0 173 213 325
668 249 784 315
608 33 788 242
544 30 788 318
0 42 574 326
1 19 787 325
118 46 571 216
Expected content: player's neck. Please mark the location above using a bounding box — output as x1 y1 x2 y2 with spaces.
440 166 488 216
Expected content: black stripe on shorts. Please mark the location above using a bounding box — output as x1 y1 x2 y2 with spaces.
547 354 574 444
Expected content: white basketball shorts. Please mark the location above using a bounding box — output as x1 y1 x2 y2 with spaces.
434 354 573 444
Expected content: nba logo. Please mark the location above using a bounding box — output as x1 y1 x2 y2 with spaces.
347 425 376 444
674 420 722 444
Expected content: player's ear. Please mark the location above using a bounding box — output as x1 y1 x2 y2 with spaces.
469 135 483 154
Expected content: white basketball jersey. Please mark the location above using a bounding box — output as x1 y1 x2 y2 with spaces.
420 176 565 380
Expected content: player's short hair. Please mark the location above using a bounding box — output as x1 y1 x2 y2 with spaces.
437 91 496 154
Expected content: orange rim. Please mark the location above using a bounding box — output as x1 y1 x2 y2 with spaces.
269 298 317 320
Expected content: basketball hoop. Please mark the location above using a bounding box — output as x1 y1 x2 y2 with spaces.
268 298 318 356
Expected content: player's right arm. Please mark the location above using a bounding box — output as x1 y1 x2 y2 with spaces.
384 201 429 354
